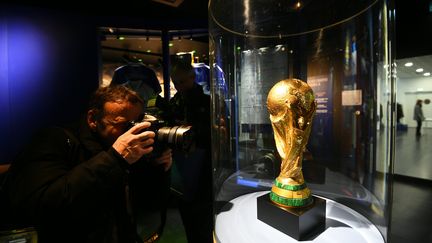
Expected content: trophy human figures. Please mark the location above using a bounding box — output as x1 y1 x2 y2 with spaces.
267 78 317 208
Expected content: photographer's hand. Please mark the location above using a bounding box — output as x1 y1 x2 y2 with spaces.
153 148 172 171
112 122 156 165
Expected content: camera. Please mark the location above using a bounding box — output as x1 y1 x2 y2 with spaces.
129 114 194 155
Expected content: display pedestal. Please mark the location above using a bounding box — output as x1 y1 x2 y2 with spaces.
215 191 385 243
257 193 326 240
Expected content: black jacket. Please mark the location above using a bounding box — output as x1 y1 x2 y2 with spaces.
168 84 212 202
168 83 211 150
4 120 168 243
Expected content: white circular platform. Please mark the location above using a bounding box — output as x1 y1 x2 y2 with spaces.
215 191 385 243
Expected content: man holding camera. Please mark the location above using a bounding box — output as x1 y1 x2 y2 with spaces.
4 86 172 243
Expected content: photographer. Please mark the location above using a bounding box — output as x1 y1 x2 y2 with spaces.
3 86 172 243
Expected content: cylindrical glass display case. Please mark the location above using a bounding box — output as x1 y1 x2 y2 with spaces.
209 0 395 242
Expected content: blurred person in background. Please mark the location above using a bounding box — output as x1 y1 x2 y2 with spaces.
414 99 425 136
169 59 213 243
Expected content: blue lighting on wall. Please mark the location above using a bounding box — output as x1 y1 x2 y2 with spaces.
0 18 52 162
8 20 52 99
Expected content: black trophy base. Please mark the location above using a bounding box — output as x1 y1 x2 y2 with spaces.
257 193 326 241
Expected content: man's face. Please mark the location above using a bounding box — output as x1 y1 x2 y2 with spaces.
95 101 143 145
171 70 195 93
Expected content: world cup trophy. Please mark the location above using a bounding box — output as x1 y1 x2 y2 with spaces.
258 78 325 240
267 78 317 207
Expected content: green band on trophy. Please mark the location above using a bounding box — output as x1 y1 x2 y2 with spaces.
274 180 306 191
270 192 312 207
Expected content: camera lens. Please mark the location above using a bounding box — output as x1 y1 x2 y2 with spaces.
157 125 193 150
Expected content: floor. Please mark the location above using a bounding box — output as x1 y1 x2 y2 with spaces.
158 127 432 243
390 177 432 243
390 127 432 242
395 127 432 180
158 205 187 243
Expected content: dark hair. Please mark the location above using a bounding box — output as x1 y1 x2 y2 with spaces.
171 59 195 77
88 85 143 120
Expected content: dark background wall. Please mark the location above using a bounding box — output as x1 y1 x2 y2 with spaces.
395 0 432 58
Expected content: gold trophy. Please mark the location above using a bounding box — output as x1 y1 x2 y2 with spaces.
267 78 317 208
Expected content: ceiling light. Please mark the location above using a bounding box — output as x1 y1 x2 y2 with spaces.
404 62 413 67
416 68 424 73
424 72 431 76
169 43 174 47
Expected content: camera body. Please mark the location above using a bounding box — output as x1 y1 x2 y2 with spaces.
129 114 194 157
